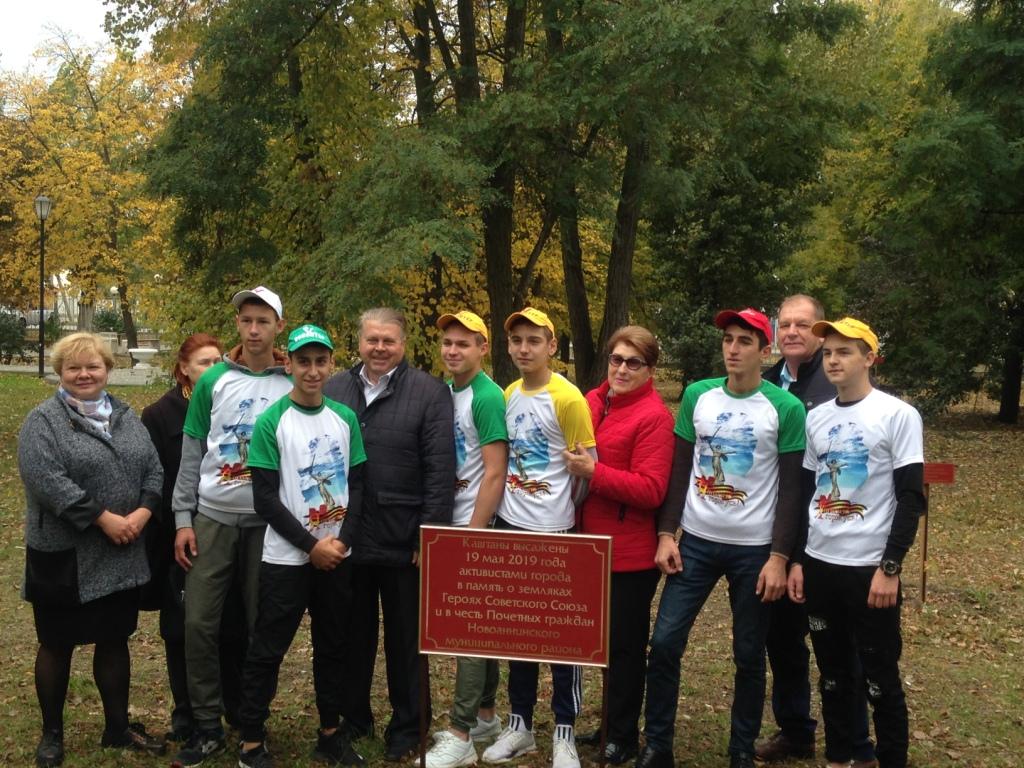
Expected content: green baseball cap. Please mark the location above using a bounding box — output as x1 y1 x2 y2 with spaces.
287 324 334 352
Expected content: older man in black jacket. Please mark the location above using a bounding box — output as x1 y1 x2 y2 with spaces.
324 307 455 762
758 295 876 768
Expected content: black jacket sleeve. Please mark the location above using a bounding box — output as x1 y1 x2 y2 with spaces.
338 463 363 549
656 436 694 536
251 467 319 554
882 462 927 564
790 468 817 566
771 452 804 558
419 379 456 529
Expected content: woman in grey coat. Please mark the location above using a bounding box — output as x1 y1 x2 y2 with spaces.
18 332 166 766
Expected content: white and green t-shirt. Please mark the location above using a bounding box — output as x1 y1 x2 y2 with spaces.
497 373 596 532
675 377 805 546
183 361 292 514
247 396 367 566
450 371 508 526
803 388 924 567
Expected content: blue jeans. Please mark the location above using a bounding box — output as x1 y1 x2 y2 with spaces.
643 534 771 758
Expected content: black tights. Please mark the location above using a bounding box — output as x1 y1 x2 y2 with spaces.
35 640 130 736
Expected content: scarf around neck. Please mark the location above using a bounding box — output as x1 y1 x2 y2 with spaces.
58 386 113 437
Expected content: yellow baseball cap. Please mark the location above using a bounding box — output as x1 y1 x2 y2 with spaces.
437 310 489 341
812 317 879 354
503 307 555 336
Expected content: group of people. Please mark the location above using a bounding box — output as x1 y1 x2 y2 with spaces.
18 287 925 768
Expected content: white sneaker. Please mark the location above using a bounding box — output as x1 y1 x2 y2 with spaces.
481 728 537 763
469 716 503 743
415 731 478 768
551 736 580 768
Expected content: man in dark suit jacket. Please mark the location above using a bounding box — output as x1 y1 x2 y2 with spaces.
323 307 455 762
758 295 876 768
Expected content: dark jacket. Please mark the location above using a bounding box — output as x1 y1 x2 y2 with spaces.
19 393 163 605
323 359 455 566
139 384 188 609
764 348 836 412
579 379 674 572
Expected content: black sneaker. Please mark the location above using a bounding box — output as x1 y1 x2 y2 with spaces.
35 729 63 768
172 728 226 767
100 722 166 755
728 753 756 768
239 742 275 768
313 730 366 766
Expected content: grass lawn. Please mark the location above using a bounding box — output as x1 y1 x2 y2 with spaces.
0 372 1020 767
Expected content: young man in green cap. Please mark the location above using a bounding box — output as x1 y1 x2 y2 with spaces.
418 310 509 768
787 318 925 768
235 325 367 768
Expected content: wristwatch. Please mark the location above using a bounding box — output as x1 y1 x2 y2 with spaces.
880 559 902 577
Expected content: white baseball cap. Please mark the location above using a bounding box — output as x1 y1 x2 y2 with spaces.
231 286 283 318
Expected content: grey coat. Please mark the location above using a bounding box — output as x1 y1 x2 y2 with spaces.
19 392 163 604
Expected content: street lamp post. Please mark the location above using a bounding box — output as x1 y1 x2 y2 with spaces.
34 195 52 378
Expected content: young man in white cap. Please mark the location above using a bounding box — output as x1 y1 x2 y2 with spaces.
171 287 291 766
482 307 596 768
418 310 508 768
236 324 366 768
637 308 805 768
787 318 925 768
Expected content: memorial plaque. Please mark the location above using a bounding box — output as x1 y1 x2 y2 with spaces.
419 526 612 667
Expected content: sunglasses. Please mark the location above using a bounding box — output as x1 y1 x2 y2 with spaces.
608 354 649 371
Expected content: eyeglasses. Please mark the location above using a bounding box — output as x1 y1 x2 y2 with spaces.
608 354 649 371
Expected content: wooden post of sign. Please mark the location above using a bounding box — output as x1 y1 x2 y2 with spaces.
419 654 429 767
920 484 930 604
598 666 609 767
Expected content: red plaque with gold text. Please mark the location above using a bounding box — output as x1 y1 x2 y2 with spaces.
419 526 612 667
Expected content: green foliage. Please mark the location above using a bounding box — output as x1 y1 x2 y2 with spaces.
44 311 62 346
93 308 125 333
0 312 27 363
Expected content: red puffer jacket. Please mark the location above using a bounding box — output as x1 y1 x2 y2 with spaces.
580 378 675 572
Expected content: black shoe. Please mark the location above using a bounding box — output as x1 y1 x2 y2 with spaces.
339 717 375 741
729 754 756 768
35 729 63 768
634 745 674 768
383 741 418 762
239 742 275 768
313 730 366 766
172 728 226 767
605 742 638 765
166 724 195 743
576 729 601 747
100 722 166 755
753 731 815 762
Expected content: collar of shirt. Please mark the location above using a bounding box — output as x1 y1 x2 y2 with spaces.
360 365 398 404
779 361 796 390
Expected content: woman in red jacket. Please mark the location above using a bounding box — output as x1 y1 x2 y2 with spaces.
565 325 675 765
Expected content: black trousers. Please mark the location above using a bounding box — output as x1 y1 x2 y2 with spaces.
343 562 427 749
606 568 661 745
238 559 353 742
804 557 907 768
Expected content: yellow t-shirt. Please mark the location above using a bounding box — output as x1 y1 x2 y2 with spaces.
497 372 596 531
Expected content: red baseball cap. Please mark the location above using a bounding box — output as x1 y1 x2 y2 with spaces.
714 308 773 345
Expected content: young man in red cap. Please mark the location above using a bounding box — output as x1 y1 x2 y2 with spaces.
636 308 805 768
787 318 925 768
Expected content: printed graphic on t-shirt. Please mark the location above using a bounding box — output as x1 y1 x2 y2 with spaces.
694 411 755 505
218 396 272 483
813 421 868 521
299 434 349 529
454 415 469 492
506 411 552 497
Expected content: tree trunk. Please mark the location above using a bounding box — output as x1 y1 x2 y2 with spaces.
598 133 649 356
411 1 436 123
118 283 139 350
558 185 596 388
77 301 95 332
997 302 1023 424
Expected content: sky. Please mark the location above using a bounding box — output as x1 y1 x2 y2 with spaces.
0 0 111 74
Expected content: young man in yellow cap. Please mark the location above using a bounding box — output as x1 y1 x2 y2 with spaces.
419 311 509 768
482 308 596 768
787 318 925 768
